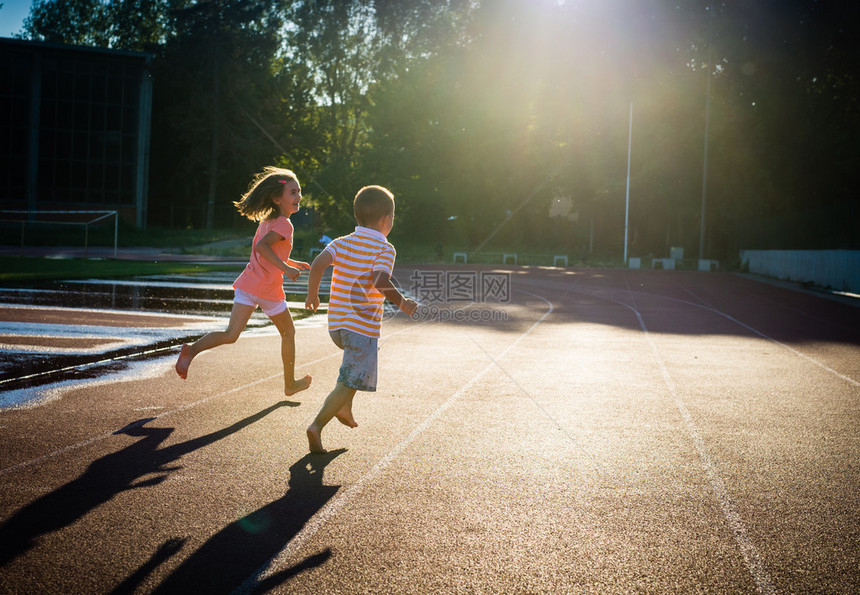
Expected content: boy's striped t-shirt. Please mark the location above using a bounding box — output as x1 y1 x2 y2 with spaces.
324 226 396 339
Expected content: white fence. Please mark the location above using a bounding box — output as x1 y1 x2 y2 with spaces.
740 250 860 294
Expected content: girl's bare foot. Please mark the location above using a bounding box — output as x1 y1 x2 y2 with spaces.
335 406 358 428
307 424 326 453
285 375 312 396
175 344 193 379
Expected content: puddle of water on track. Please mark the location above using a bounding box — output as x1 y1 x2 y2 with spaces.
0 271 329 405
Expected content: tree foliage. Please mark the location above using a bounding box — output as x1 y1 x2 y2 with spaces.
19 0 860 257
23 0 177 50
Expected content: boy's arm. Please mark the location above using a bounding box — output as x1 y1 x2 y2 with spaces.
373 270 418 316
255 231 301 280
305 250 334 312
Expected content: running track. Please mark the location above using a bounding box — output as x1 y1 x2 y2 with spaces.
0 267 858 593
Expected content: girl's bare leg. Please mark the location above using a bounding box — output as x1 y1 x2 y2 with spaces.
269 309 312 396
307 382 357 453
176 303 255 379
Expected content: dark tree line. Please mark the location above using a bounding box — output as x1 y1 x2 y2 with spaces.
16 0 859 259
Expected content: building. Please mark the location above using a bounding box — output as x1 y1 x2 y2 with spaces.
0 38 152 227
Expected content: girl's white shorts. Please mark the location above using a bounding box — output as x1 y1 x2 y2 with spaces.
234 288 288 317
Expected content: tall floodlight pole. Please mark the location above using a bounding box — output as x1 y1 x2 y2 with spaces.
699 8 713 260
624 102 633 263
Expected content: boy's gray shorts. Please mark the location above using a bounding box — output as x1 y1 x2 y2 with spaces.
329 329 378 392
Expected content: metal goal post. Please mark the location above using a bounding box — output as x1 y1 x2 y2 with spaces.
0 210 119 258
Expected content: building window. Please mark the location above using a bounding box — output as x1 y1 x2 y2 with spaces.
0 50 31 206
37 56 140 207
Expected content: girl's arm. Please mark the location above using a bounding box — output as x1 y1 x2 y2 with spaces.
287 258 311 271
255 231 301 281
305 250 333 312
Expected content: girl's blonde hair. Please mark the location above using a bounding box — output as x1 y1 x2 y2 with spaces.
233 166 300 222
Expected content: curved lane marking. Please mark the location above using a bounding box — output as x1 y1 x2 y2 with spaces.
234 291 555 593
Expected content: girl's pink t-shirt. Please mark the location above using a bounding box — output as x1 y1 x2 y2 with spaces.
233 216 294 301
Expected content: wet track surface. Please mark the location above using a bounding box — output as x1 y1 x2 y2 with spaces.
0 272 325 399
2 272 253 316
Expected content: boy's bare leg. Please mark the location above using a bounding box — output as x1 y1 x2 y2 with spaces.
270 310 312 396
175 344 193 379
335 393 358 427
307 382 357 453
176 303 254 379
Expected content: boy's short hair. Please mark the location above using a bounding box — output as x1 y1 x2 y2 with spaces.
354 185 395 227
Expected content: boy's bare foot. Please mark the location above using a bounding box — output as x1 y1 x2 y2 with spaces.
335 407 358 428
284 375 312 396
306 424 326 453
175 344 193 379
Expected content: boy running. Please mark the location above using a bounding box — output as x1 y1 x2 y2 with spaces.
304 185 417 453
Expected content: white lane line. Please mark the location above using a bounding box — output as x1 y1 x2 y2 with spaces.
679 286 859 387
634 308 776 595
467 281 609 473
615 277 776 595
0 369 278 477
633 309 776 593
581 284 858 387
0 306 426 476
234 293 555 594
0 347 341 478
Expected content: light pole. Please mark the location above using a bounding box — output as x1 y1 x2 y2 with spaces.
699 6 713 260
624 102 633 263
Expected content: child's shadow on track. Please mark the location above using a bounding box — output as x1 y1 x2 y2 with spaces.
0 400 298 569
147 449 346 594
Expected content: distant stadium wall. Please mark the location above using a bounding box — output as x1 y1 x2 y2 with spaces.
740 250 860 294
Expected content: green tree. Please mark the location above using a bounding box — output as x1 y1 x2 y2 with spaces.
148 0 288 229
680 0 860 253
18 0 858 254
277 0 372 228
23 0 111 46
108 0 178 51
23 0 180 51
